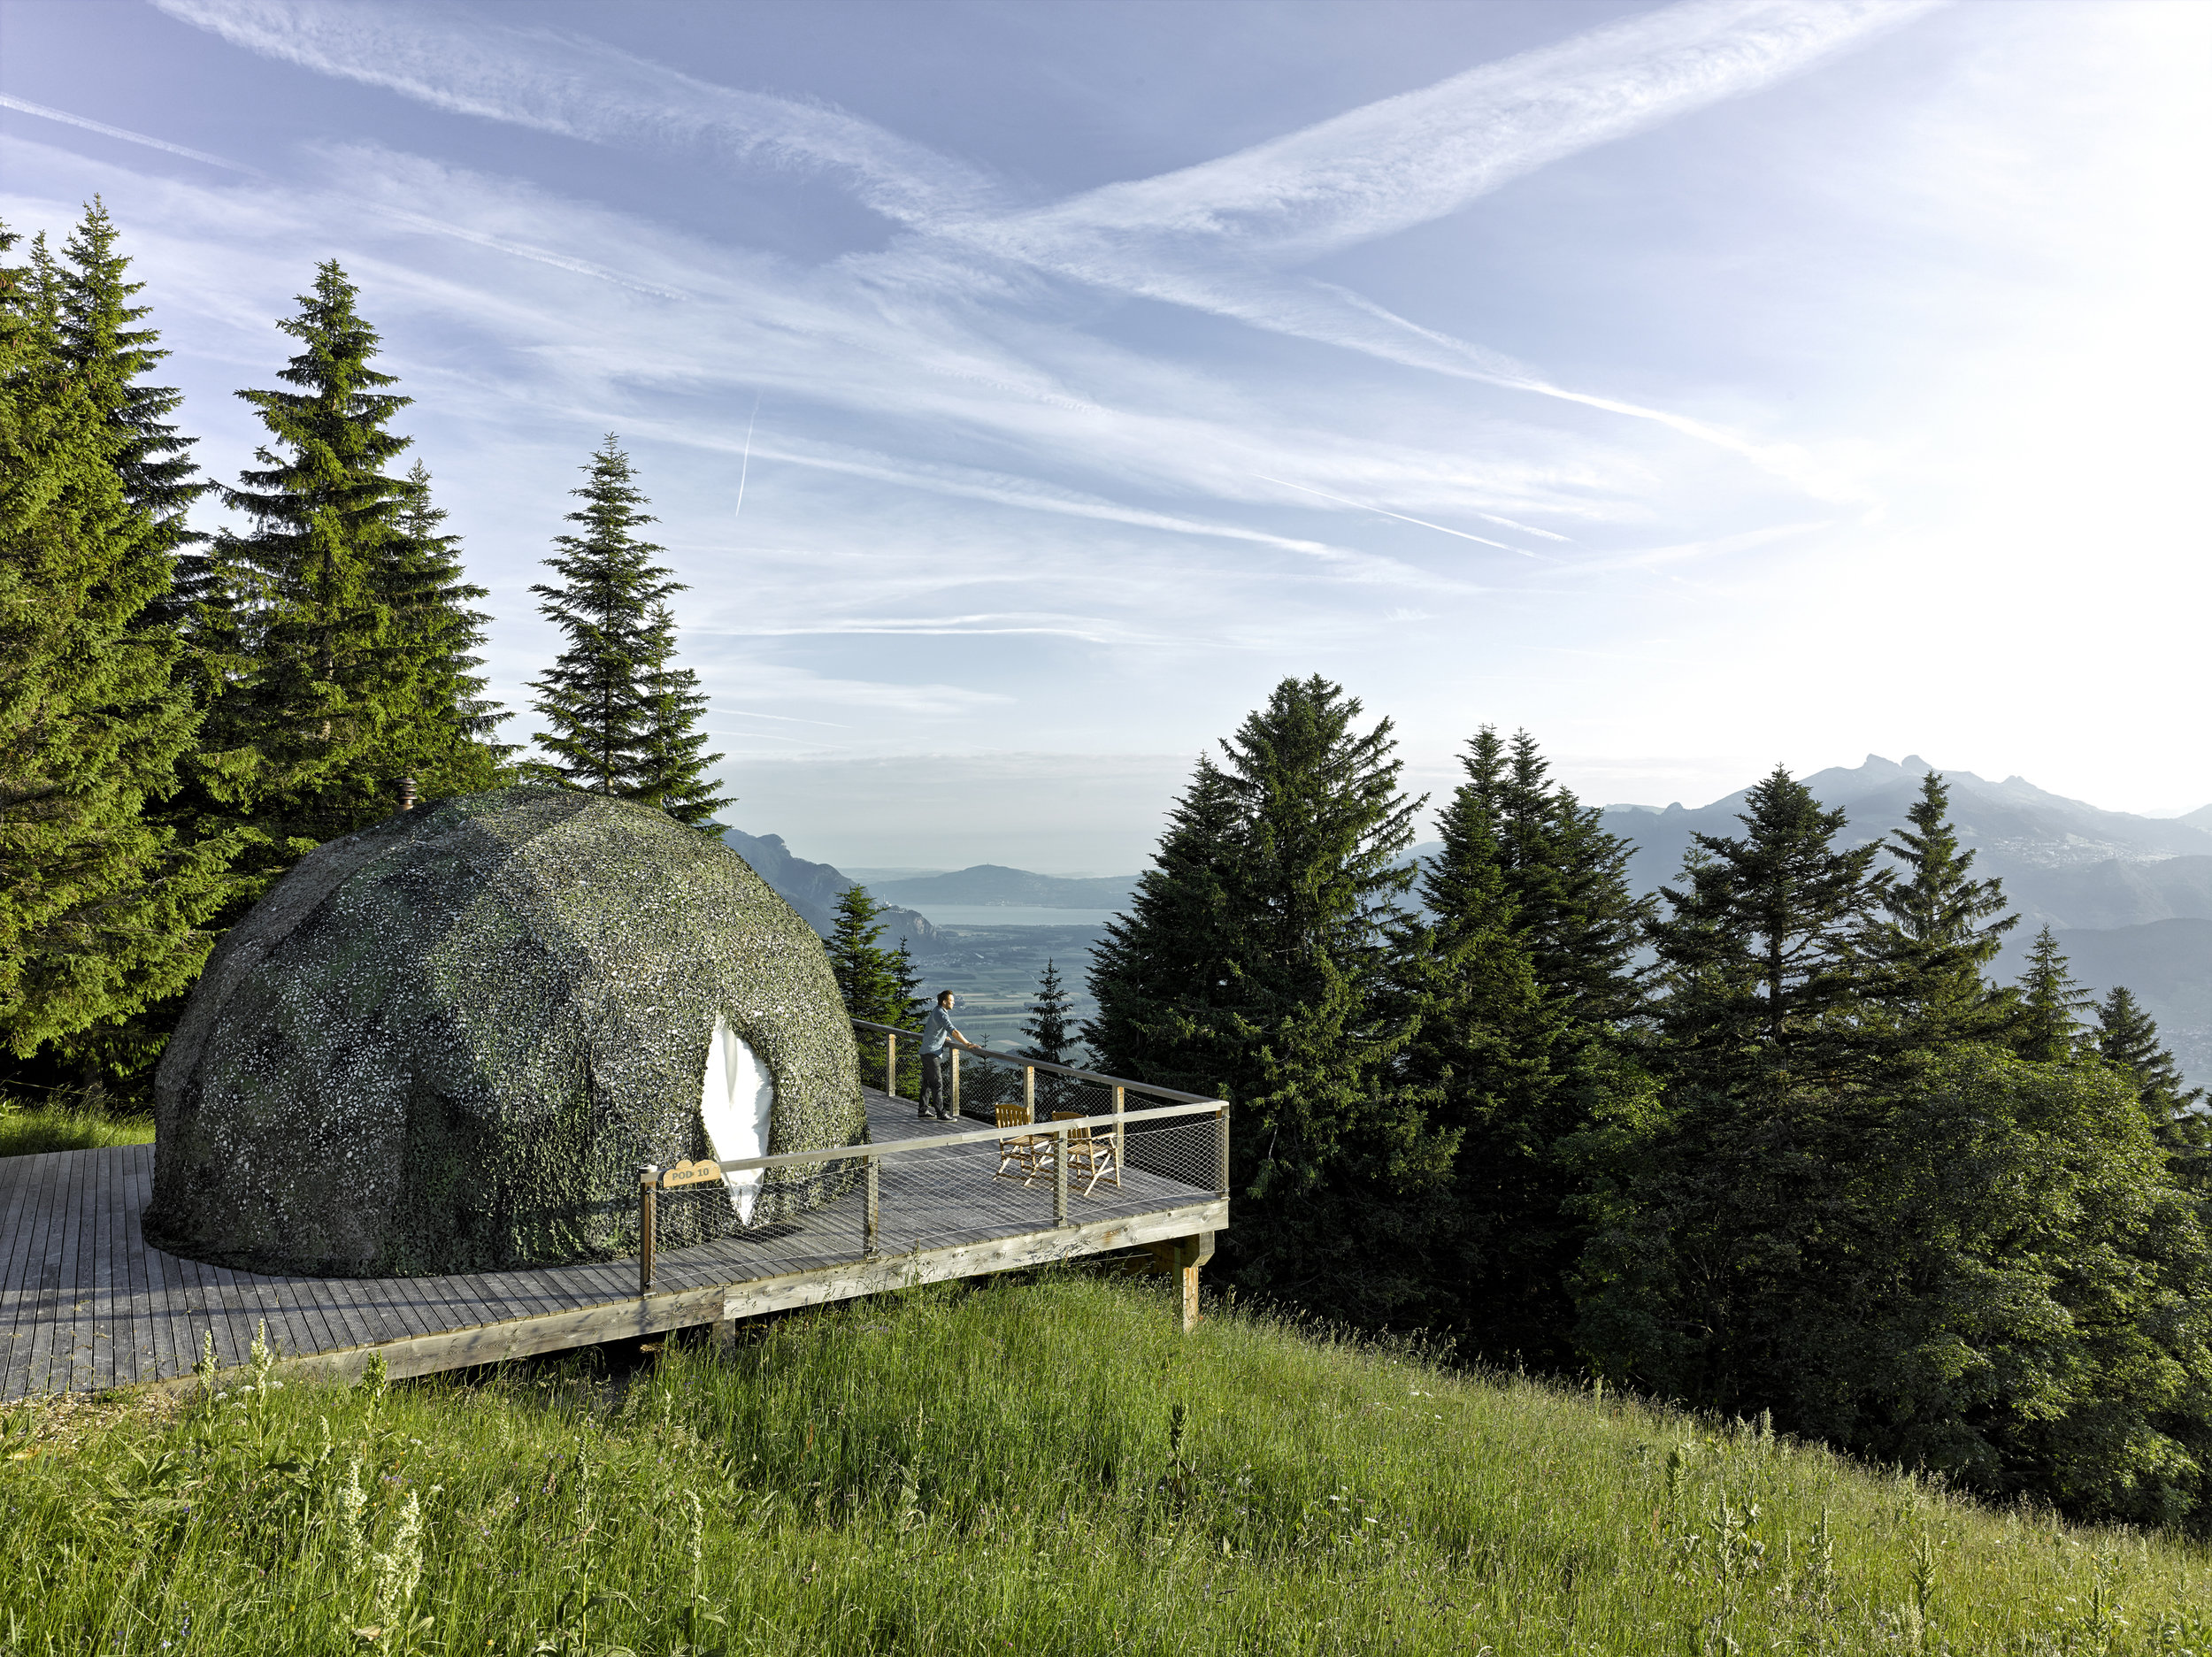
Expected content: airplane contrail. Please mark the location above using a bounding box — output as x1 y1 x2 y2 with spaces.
733 393 762 520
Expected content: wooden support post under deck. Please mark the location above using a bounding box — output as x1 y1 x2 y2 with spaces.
1141 1231 1216 1333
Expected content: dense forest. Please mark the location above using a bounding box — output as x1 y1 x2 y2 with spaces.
6 204 2210 1535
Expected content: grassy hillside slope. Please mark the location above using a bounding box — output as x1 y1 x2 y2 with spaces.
3 1274 2206 1653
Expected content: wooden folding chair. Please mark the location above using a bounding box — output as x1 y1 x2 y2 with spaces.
995 1101 1050 1186
1053 1110 1122 1198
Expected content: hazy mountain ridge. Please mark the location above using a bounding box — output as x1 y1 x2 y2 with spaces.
864 864 1135 909
1598 755 2212 918
719 829 941 947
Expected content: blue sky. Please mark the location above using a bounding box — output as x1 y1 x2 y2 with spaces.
4 0 2206 871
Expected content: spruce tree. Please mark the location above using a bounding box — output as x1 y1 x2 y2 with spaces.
1092 677 1445 1320
531 439 725 824
1497 730 1649 1026
1215 677 1448 1319
2093 986 2208 1181
2016 925 2092 1064
1085 756 1248 1096
47 199 213 619
634 598 728 829
1395 744 1552 1353
1020 959 1079 1068
826 885 910 1028
207 262 502 875
0 219 237 1082
383 461 510 786
1872 771 2016 1047
1647 766 1889 1096
1020 957 1080 1113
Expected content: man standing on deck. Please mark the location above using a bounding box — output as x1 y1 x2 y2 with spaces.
918 990 979 1121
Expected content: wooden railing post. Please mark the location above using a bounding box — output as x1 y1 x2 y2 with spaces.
1023 1064 1036 1123
950 1047 961 1117
637 1165 659 1295
1053 1121 1070 1226
886 1032 897 1098
1113 1085 1125 1175
864 1158 880 1257
1215 1107 1230 1199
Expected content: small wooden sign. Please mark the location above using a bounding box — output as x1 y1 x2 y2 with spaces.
657 1159 725 1190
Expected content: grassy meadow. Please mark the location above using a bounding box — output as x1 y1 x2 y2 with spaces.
0 1102 157 1159
2 1271 2207 1655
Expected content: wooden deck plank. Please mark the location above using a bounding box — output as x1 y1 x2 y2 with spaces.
51 1147 96 1396
138 1170 196 1386
0 1151 55 1401
118 1148 154 1388
0 1152 44 1383
88 1149 123 1390
23 1149 77 1398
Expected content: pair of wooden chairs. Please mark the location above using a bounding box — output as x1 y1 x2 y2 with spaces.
994 1103 1121 1197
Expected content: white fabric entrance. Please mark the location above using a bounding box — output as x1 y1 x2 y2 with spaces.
697 1012 773 1224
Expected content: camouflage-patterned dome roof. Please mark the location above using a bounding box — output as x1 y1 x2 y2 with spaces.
147 786 865 1277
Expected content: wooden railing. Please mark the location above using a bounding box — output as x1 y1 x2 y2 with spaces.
631 1026 1228 1293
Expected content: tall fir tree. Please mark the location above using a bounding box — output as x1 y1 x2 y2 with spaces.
1085 756 1248 1097
204 261 503 879
384 460 510 785
1871 771 2016 1047
1020 957 1081 1114
0 216 237 1085
1646 766 1890 1097
2015 925 2092 1064
2093 986 2208 1182
47 199 214 624
634 598 728 829
1495 730 1650 1027
1573 770 1893 1420
1020 959 1079 1068
826 885 910 1029
1393 725 1652 1362
1093 676 1447 1321
530 438 726 823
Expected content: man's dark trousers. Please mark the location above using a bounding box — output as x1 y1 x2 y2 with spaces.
919 1050 951 1118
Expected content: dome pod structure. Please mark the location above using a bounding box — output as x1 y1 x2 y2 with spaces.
146 787 868 1277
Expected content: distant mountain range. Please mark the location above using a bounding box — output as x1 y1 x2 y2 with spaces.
1590 755 2212 931
864 865 1135 910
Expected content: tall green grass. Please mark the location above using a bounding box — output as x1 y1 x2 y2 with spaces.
2 1272 2206 1653
0 1103 156 1158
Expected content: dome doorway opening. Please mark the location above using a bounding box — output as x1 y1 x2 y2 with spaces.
700 1012 773 1224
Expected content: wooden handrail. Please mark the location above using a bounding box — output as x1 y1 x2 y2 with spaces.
850 1017 1225 1106
714 1098 1225 1173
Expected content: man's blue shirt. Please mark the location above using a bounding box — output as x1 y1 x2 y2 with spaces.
920 1006 956 1055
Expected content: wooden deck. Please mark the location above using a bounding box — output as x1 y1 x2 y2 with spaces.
0 1088 1225 1400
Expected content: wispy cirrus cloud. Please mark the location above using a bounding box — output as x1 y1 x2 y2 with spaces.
150 0 1930 505
147 0 999 225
